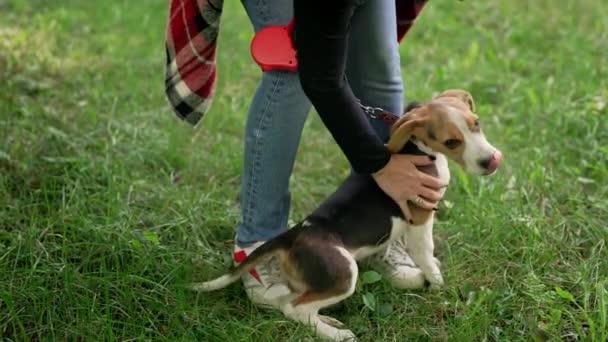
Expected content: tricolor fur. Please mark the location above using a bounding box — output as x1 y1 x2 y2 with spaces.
191 90 502 341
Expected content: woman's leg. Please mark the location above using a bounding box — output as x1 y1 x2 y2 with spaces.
346 0 404 142
238 0 311 246
236 0 312 307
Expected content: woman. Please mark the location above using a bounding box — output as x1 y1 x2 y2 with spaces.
234 0 445 309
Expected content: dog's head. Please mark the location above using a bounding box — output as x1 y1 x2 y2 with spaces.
386 89 502 175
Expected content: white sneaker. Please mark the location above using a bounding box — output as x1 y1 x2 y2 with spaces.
233 241 291 308
367 238 427 289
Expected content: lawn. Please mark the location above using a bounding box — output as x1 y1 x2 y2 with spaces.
1 0 607 341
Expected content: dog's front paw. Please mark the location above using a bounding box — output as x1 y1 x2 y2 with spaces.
429 283 443 291
427 274 444 291
388 267 426 290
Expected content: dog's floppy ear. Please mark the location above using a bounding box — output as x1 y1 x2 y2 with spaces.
386 117 426 153
434 89 475 111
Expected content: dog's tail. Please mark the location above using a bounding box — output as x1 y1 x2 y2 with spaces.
189 237 286 292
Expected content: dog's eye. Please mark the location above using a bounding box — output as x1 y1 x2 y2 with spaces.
471 120 481 132
443 139 462 149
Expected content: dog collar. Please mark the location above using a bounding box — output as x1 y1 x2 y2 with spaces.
402 140 432 157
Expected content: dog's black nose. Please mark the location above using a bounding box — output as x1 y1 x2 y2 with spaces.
478 157 491 169
477 152 502 174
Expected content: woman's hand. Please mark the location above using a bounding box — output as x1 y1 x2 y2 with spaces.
372 154 446 223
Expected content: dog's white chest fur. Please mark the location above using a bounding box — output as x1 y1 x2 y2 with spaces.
350 153 450 262
434 154 451 196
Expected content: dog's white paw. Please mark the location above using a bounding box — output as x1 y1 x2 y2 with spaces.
318 315 346 329
314 317 356 341
429 283 442 291
427 274 444 291
385 265 427 289
328 328 357 342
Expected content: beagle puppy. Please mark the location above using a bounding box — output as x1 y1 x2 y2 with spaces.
191 90 502 341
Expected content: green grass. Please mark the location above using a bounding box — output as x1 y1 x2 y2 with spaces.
1 0 607 340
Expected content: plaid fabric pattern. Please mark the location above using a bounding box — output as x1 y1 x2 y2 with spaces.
164 0 425 126
165 0 223 125
396 0 427 42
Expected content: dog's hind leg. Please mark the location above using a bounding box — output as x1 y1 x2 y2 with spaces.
283 296 356 341
282 287 357 341
406 219 444 290
318 315 346 329
281 246 358 341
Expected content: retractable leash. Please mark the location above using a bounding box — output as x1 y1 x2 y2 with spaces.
250 20 298 72
250 1 426 73
249 1 426 122
250 20 400 124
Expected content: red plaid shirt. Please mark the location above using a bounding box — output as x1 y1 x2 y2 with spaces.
165 0 426 126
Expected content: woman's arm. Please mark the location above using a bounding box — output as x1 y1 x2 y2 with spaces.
293 0 390 174
293 0 444 218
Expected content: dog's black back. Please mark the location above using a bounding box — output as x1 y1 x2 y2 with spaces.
294 139 431 250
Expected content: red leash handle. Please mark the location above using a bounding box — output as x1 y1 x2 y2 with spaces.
251 1 427 72
250 19 298 72
286 19 295 35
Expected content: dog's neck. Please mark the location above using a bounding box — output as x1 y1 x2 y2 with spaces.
410 137 439 158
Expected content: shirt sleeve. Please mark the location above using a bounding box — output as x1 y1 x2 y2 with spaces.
293 0 391 174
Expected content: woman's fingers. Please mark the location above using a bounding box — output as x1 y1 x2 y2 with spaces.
410 195 438 210
419 172 446 190
405 155 435 166
399 155 446 189
417 186 442 202
373 154 447 219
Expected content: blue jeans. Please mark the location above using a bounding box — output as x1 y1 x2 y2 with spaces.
237 0 403 246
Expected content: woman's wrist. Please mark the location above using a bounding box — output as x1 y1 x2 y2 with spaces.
364 147 392 176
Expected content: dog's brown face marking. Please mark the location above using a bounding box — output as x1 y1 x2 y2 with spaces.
426 127 437 141
407 103 468 167
390 90 501 175
387 89 501 175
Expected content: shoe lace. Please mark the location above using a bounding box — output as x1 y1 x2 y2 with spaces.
382 239 416 268
259 256 285 285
